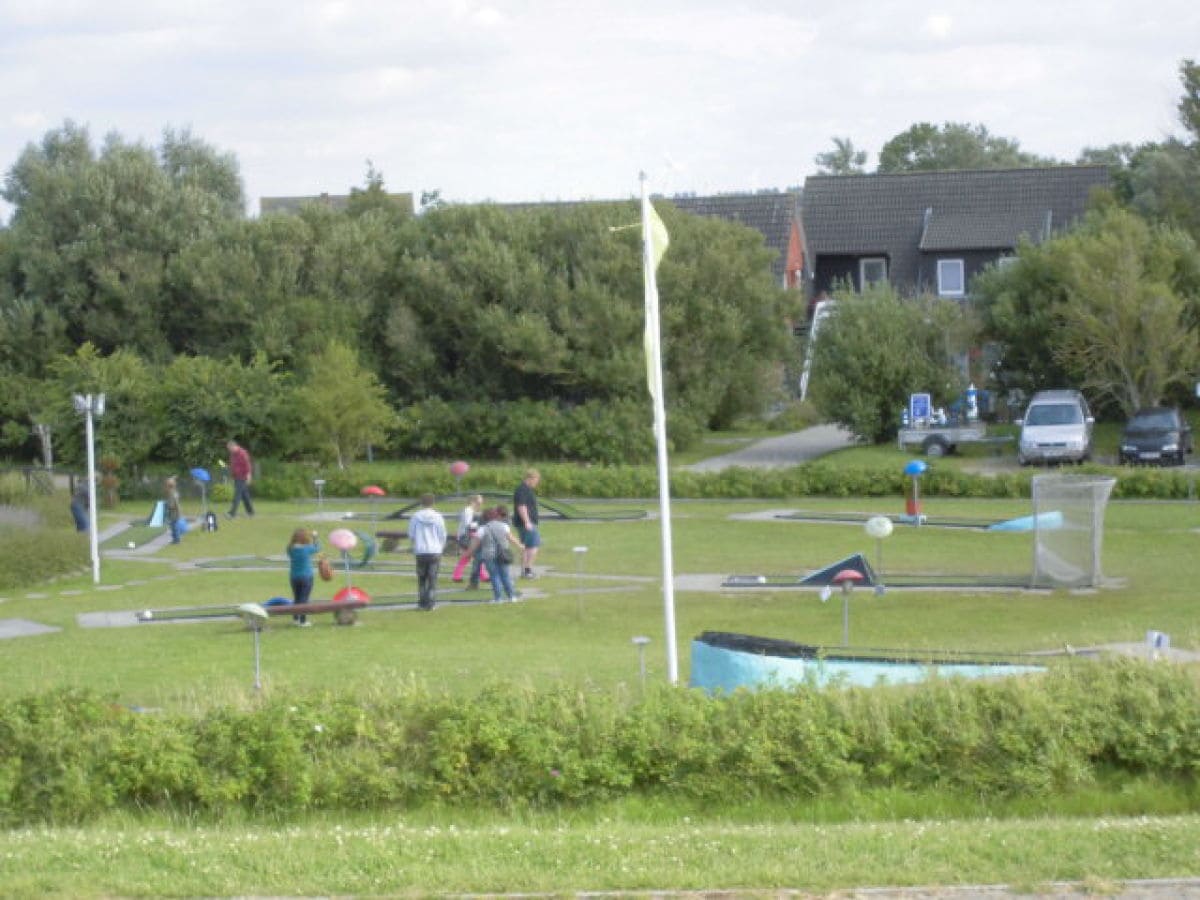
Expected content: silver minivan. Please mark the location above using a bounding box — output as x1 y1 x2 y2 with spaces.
1017 390 1094 465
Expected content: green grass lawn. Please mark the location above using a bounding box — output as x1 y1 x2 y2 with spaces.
3 491 1198 706
3 469 1200 894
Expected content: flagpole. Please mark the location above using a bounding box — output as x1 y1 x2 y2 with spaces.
640 172 679 684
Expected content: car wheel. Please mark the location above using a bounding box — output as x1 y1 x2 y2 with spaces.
922 436 948 457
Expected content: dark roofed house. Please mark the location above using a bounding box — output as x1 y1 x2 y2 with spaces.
801 166 1109 309
668 191 805 290
491 190 806 291
260 192 414 216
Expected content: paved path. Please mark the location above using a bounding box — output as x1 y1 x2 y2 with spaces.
683 424 856 472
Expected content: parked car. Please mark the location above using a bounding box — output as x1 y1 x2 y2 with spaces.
1119 407 1193 466
1016 390 1094 465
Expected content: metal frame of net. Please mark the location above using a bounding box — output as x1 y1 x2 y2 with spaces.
1030 473 1117 588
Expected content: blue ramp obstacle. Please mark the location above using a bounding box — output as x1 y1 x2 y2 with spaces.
987 510 1064 532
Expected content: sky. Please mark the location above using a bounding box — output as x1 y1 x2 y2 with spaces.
1 0 1198 223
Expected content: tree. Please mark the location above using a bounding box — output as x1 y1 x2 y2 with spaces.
976 206 1200 415
814 137 867 175
1052 208 1200 414
1 122 243 362
1178 58 1200 141
295 340 396 469
877 122 1059 173
807 285 971 442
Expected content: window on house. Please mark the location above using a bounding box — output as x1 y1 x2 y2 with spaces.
937 259 965 297
859 257 887 289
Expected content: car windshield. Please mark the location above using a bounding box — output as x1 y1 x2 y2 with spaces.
1127 410 1177 431
1025 403 1082 427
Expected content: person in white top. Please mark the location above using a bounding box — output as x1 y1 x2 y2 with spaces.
407 494 447 611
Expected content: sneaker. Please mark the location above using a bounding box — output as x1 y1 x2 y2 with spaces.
522 569 537 579
293 620 312 628
467 582 479 590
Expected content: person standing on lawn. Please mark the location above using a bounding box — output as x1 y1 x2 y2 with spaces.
452 493 487 588
407 493 447 611
164 475 184 544
225 440 255 519
286 527 321 627
513 468 541 578
470 505 523 603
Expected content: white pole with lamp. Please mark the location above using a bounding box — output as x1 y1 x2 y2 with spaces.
73 393 105 585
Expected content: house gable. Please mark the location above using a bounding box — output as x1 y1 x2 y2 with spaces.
801 166 1109 299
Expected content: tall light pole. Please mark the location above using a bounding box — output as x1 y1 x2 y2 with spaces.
73 393 105 585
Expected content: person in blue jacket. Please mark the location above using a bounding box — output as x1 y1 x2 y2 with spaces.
286 527 321 627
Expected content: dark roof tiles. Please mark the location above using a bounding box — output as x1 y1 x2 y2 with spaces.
802 166 1109 288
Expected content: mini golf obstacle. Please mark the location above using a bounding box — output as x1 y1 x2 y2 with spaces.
774 509 1064 532
347 493 648 523
731 473 1118 592
689 631 1046 692
129 585 488 626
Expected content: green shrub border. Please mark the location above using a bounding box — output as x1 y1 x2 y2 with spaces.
0 660 1197 825
248 461 1198 503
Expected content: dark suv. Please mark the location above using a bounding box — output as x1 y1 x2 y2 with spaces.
1119 407 1193 466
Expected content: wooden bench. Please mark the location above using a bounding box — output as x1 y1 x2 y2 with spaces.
263 601 368 626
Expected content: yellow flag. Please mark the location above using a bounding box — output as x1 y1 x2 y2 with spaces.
642 200 669 404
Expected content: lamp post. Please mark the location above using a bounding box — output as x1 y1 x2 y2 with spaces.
73 393 105 585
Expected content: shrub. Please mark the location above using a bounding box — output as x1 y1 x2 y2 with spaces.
1 660 1198 824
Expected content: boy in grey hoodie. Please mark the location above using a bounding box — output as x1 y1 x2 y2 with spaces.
407 494 447 610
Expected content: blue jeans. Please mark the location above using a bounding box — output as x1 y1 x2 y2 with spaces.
290 575 313 623
484 557 515 601
229 480 254 517
169 518 184 543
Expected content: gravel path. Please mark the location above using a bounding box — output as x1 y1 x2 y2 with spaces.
683 425 857 472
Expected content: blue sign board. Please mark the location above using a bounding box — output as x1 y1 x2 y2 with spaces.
909 393 932 424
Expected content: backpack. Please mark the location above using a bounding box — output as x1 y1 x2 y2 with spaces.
481 521 512 565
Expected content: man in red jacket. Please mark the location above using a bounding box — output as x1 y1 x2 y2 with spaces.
226 440 255 519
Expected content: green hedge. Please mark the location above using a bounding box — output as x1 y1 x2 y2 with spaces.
1 660 1198 824
253 460 1198 503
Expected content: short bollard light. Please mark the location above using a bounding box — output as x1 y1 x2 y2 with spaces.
573 546 589 618
831 569 865 648
313 479 326 508
237 603 268 691
864 515 894 596
631 635 651 687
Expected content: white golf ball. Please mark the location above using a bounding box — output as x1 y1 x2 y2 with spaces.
139 610 153 621
127 541 136 549
756 575 767 584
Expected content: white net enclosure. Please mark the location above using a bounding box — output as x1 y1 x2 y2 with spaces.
1030 473 1117 588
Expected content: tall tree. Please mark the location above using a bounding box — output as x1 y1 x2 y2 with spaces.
877 122 1059 173
1053 208 1200 414
808 285 971 442
814 137 868 175
1 122 243 362
295 340 396 469
977 205 1200 414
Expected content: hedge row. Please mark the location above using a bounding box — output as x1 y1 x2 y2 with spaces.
1 659 1198 824
234 460 1200 504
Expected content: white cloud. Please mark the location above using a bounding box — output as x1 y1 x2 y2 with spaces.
923 14 953 40
1 0 1199 220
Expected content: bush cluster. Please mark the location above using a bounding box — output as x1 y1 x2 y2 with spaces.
1 660 1197 824
250 460 1200 503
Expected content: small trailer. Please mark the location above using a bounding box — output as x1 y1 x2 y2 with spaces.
897 423 988 457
